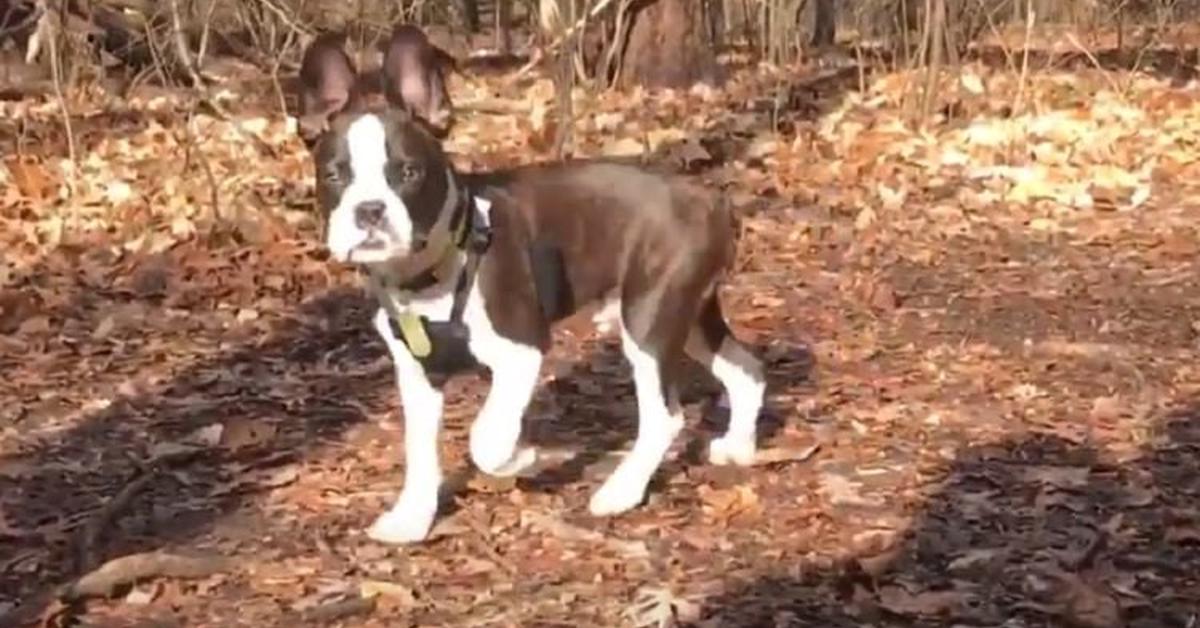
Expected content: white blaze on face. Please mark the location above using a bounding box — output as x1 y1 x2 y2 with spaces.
326 114 414 263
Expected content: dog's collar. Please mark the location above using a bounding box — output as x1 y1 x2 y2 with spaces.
370 191 493 358
392 186 479 293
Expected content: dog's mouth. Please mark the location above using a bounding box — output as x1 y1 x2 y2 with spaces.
356 236 387 251
344 236 408 264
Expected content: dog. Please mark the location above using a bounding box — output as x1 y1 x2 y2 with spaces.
299 37 766 544
298 26 455 145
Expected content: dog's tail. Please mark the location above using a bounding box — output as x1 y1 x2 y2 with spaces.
714 191 740 275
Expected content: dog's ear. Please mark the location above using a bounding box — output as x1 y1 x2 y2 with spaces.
390 100 418 124
297 31 358 143
431 45 459 77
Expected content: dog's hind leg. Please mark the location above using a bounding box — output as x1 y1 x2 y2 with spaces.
684 292 765 466
588 279 691 516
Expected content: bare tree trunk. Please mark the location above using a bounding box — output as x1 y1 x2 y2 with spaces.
917 0 946 121
620 0 719 89
495 0 511 52
553 0 575 158
168 0 203 88
460 0 480 32
705 0 725 47
811 0 835 47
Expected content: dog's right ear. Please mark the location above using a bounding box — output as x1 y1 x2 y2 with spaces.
298 32 358 144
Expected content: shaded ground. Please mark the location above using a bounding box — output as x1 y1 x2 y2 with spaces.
2 52 1200 628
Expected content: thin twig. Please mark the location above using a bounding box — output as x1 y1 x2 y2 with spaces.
73 472 155 575
172 100 222 222
196 0 219 68
142 14 169 88
72 448 202 576
296 596 377 623
64 550 233 600
1064 33 1123 97
166 0 233 120
603 0 635 88
460 511 518 576
269 27 297 117
513 0 619 82
1011 0 1035 117
168 0 204 89
553 0 577 158
0 0 43 38
917 0 947 123
45 4 75 193
255 0 311 40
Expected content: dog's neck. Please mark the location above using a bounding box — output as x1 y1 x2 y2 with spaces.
369 169 475 296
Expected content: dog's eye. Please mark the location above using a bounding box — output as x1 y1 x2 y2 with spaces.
321 164 344 187
389 162 421 185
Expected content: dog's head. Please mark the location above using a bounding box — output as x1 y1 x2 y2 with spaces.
298 36 461 267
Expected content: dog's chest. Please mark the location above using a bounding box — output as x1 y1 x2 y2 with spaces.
377 285 476 377
375 271 524 379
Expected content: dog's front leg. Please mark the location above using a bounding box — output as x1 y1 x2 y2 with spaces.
469 339 542 476
367 308 444 544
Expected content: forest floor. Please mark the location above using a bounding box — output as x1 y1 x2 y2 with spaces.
2 40 1200 628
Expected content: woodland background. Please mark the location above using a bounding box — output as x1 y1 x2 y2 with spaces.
2 0 1200 627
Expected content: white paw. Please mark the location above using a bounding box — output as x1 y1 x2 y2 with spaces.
366 503 436 545
588 472 647 516
488 446 539 477
469 423 520 475
709 436 756 466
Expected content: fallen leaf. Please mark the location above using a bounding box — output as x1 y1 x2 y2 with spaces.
522 512 648 559
626 586 701 628
960 70 985 95
602 137 645 157
1021 465 1090 489
854 206 877 230
751 444 820 466
219 418 277 450
818 472 883 508
1024 566 1124 628
947 548 1004 574
1165 524 1200 544
359 579 415 605
123 584 159 605
877 585 968 616
17 315 50 336
92 314 116 340
697 483 762 520
148 423 225 458
1089 396 1124 422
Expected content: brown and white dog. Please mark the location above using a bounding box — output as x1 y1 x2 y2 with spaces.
300 37 765 544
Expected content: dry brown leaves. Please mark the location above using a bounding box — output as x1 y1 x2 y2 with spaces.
1 32 1200 627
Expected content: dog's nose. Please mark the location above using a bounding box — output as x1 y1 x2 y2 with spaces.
355 201 386 229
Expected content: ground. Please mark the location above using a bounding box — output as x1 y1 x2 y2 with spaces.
2 45 1200 628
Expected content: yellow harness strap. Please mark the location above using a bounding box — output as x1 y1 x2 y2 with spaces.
397 312 433 358
380 197 476 359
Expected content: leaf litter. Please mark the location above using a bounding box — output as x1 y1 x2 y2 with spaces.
0 35 1199 628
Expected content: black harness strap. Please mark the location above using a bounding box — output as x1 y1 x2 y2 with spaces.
391 187 477 294
380 188 492 379
448 200 492 325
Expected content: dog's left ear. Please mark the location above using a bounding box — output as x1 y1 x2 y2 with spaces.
390 100 417 122
431 45 459 77
297 31 359 144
